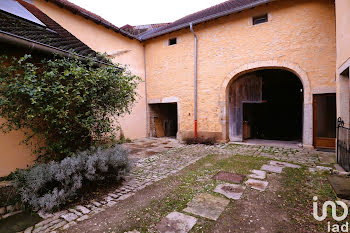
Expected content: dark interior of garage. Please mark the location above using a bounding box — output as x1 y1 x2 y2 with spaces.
149 103 178 137
242 69 303 141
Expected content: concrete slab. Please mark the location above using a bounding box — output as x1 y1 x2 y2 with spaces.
316 166 332 172
248 170 266 180
212 171 246 184
318 153 336 164
156 212 197 233
328 176 350 200
214 183 245 200
309 167 316 173
269 161 301 169
261 164 283 174
334 164 346 172
245 179 269 192
183 193 229 220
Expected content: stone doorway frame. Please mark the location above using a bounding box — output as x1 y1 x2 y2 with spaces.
219 60 312 148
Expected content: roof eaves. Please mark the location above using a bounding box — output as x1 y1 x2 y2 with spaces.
139 0 274 41
0 30 112 66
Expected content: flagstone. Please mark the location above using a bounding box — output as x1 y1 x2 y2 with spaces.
183 193 229 220
60 212 78 222
212 171 246 184
245 179 269 191
269 161 301 169
248 170 266 179
316 166 332 172
261 164 283 173
156 211 197 233
214 183 245 200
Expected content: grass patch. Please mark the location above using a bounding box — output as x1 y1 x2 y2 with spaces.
278 167 337 232
119 153 268 233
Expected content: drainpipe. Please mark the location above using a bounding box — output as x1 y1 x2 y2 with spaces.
143 44 149 137
189 23 198 139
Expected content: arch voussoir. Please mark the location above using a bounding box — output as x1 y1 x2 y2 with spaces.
219 60 313 147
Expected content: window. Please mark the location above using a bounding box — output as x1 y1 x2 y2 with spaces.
168 38 177 46
253 14 268 25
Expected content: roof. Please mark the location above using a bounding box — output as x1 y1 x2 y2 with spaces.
139 0 274 40
121 23 170 36
45 0 136 39
0 0 97 57
41 0 274 41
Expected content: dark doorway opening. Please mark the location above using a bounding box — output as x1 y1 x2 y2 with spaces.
313 94 336 149
241 69 303 141
149 103 178 137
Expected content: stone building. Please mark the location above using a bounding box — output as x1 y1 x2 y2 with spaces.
1 0 350 175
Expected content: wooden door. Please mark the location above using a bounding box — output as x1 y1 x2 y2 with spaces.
313 94 336 149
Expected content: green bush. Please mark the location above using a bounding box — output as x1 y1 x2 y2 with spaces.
14 145 129 211
0 54 140 161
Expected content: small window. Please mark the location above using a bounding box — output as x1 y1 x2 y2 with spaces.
168 38 177 46
253 14 268 25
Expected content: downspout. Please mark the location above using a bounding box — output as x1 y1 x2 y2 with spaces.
189 23 198 139
143 44 149 137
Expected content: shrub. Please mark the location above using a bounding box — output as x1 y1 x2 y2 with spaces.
183 137 217 145
0 54 140 161
14 145 129 211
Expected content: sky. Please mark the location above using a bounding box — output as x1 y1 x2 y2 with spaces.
68 0 227 27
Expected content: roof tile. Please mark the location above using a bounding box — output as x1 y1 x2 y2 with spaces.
0 0 97 57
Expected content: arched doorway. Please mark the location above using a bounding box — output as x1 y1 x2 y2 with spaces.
228 69 304 143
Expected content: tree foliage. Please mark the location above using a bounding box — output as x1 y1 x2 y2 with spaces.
0 54 140 161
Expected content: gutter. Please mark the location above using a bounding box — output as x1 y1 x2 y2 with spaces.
0 30 113 66
139 0 273 41
189 23 198 139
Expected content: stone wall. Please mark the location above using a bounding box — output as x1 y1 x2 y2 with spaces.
336 0 350 127
144 0 336 146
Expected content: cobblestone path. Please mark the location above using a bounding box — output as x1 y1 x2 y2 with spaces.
23 141 335 232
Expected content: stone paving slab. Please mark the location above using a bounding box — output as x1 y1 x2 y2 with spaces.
183 193 229 220
212 171 246 184
269 161 301 169
261 164 283 173
245 179 269 192
328 176 350 200
156 211 197 233
318 153 336 164
248 170 266 180
316 166 332 172
214 183 245 200
309 167 317 173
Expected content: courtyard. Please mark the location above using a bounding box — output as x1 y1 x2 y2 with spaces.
8 138 338 233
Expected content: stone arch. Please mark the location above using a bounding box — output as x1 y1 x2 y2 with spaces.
219 60 313 147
